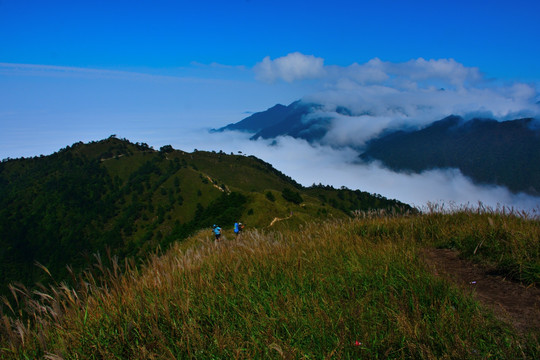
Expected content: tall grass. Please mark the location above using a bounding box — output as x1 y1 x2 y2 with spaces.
1 211 538 359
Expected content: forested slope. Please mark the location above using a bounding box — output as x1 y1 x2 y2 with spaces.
0 137 411 294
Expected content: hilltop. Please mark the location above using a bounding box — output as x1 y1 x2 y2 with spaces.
0 136 411 294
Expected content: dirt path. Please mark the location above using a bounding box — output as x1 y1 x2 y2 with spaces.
421 248 540 334
202 174 230 193
268 214 293 227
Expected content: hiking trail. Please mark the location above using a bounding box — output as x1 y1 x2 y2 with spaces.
421 248 540 334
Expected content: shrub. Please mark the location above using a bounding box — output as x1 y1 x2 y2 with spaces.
265 191 276 202
282 188 303 204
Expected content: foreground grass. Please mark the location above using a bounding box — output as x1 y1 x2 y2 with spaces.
358 206 540 285
1 211 538 359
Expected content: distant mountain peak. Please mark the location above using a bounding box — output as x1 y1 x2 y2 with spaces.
215 100 344 143
215 101 298 134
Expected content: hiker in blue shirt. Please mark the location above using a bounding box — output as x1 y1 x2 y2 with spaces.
234 222 244 238
212 224 222 242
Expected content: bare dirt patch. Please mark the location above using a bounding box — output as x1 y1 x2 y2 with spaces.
421 248 540 334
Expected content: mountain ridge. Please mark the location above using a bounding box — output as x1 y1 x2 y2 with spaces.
217 101 540 194
360 115 540 195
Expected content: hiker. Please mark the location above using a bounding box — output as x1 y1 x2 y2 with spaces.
234 222 244 238
212 224 222 242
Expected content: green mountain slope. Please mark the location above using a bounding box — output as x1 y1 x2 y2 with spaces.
0 137 411 294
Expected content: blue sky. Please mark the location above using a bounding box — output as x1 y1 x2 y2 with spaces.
1 0 539 159
2 0 539 77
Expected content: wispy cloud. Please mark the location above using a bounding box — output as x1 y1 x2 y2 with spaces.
190 61 247 71
0 62 198 82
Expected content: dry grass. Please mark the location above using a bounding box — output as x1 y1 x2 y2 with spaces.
1 210 538 359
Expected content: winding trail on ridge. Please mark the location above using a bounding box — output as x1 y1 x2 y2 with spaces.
421 248 540 334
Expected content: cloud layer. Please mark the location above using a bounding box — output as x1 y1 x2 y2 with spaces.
173 129 540 214
253 53 540 149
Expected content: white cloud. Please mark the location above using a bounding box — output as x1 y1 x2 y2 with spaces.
390 58 483 87
254 52 326 83
254 56 484 88
326 58 390 85
320 114 401 148
322 57 482 89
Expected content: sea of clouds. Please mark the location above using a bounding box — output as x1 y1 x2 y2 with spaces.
181 53 540 213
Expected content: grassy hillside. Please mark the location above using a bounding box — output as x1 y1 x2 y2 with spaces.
0 137 411 295
1 210 538 359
